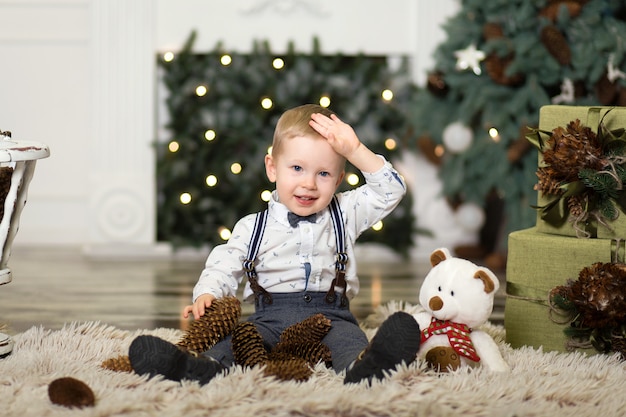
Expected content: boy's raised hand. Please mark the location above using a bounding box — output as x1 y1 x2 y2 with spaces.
183 293 216 320
310 112 384 174
309 113 360 158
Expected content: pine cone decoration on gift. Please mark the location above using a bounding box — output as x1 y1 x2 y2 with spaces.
101 354 133 373
540 119 604 187
0 167 13 221
540 25 571 66
231 321 269 368
177 296 242 353
568 262 626 329
263 357 313 382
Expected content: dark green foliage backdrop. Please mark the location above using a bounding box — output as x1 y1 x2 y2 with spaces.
156 32 418 256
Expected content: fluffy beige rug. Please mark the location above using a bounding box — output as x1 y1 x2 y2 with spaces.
1 301 625 417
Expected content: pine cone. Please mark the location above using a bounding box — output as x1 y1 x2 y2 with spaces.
540 26 571 65
541 119 604 183
101 354 133 373
177 296 241 353
278 313 331 345
426 71 449 98
567 194 587 219
539 1 583 21
0 167 13 222
231 322 268 368
484 53 525 86
569 262 626 329
482 22 504 40
595 72 621 105
263 357 313 382
271 341 332 367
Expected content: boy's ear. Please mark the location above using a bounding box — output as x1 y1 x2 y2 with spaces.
265 154 277 182
335 170 345 187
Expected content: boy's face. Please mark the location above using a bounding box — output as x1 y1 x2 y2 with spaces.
265 135 345 216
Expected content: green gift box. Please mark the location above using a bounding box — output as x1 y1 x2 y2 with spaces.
505 227 624 353
533 105 626 238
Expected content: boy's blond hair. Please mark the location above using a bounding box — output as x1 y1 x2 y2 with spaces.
271 104 336 158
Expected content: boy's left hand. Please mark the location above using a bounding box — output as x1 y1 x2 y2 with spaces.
310 113 361 158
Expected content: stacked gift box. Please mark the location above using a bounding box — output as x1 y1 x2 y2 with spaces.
505 105 626 355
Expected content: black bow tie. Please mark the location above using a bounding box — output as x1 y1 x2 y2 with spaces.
287 212 317 228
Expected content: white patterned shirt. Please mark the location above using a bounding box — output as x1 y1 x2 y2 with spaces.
192 156 406 302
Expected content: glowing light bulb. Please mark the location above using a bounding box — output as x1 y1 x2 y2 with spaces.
206 175 218 187
163 51 174 62
384 138 397 150
180 192 192 205
261 190 272 202
218 227 231 241
381 89 393 101
220 54 232 66
319 96 331 108
168 141 179 152
372 221 383 231
489 127 500 142
261 97 273 109
434 145 445 157
205 130 216 141
231 162 242 174
272 58 285 69
347 173 360 186
196 85 208 96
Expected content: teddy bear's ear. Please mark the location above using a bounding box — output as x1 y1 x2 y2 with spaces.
474 269 498 294
430 248 451 267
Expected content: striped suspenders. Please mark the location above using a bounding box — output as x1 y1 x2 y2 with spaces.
243 196 348 306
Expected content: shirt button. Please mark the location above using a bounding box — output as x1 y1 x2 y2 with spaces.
303 294 312 303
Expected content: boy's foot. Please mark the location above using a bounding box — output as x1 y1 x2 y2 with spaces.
344 311 420 384
129 335 225 385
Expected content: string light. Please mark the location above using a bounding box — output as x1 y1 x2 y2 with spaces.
205 175 218 187
261 190 272 202
220 54 232 66
346 173 360 186
272 58 285 69
319 96 331 107
230 162 242 174
180 192 192 205
372 221 383 231
489 127 501 142
163 51 174 62
168 141 179 153
435 145 445 157
196 85 208 96
205 129 216 141
218 226 231 241
384 138 397 150
261 97 273 109
381 89 393 101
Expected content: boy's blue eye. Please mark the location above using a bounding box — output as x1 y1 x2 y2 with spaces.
293 165 302 171
319 171 330 177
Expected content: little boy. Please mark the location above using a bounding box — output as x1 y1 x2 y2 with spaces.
129 104 420 385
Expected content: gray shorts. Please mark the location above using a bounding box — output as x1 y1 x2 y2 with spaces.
203 292 368 372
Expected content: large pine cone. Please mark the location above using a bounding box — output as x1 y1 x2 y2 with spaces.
271 341 332 367
278 313 331 345
101 354 133 373
231 321 268 368
177 296 242 353
263 357 312 382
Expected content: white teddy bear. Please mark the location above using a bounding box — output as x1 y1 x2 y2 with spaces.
413 248 509 372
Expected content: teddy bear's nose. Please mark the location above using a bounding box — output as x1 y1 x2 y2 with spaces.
429 296 443 311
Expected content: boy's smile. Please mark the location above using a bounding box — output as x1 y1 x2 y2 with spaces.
265 134 345 217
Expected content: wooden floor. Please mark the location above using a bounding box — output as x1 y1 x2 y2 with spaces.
0 247 506 336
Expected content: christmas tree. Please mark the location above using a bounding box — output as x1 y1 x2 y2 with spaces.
412 0 626 257
156 32 418 255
